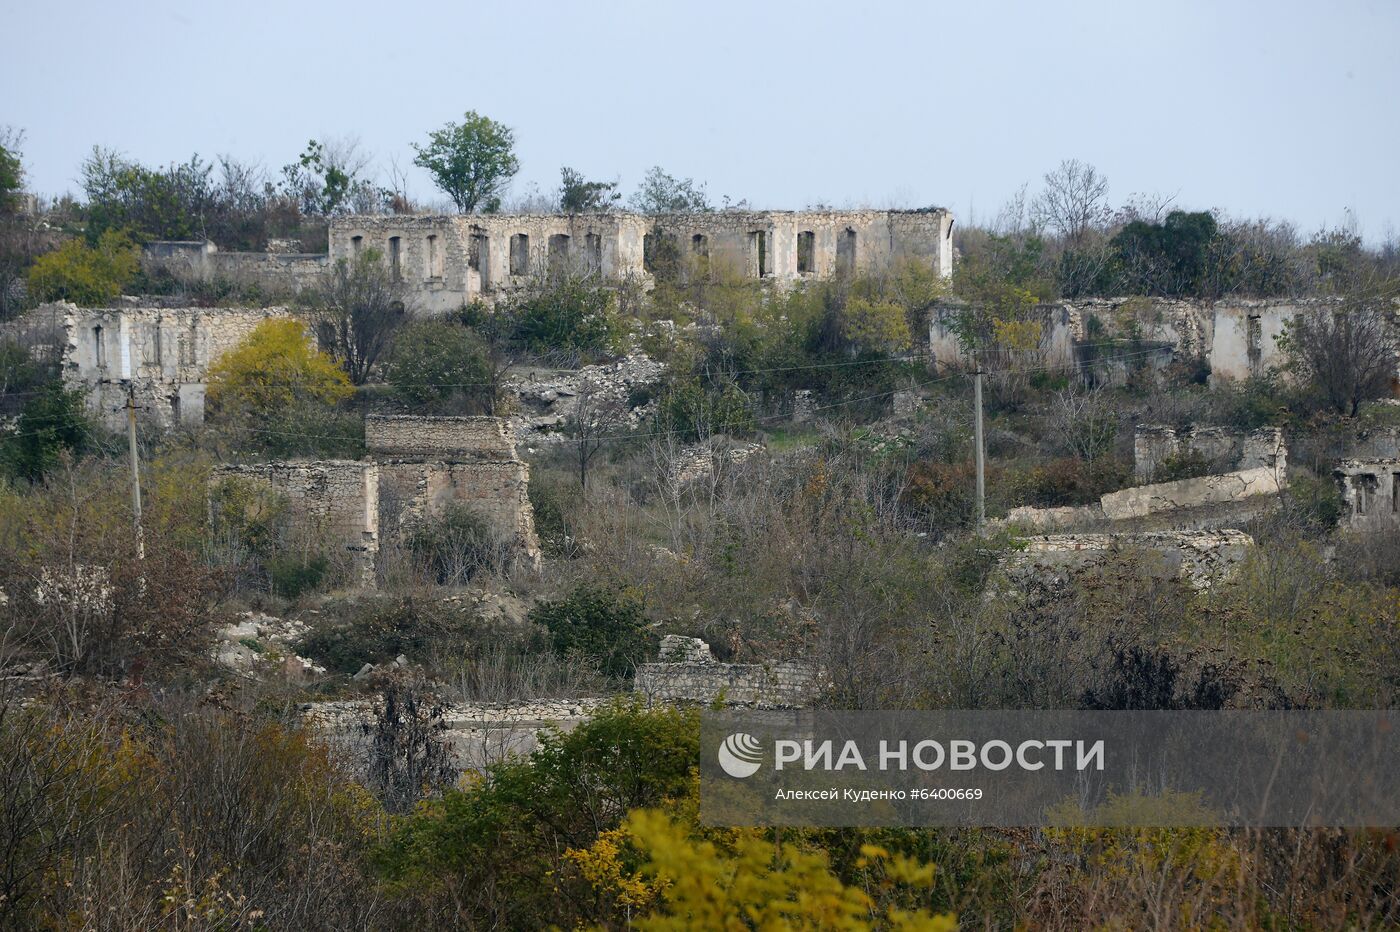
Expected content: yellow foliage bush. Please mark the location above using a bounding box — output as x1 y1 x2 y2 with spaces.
206 318 353 415
27 230 139 306
570 806 957 931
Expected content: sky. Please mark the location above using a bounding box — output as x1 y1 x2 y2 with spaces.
4 0 1398 241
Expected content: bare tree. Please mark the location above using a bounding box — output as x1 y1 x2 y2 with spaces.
570 378 628 489
1031 159 1111 244
1286 289 1399 416
314 248 411 384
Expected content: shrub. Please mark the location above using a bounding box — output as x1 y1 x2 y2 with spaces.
654 376 754 443
0 383 92 482
268 553 329 598
376 701 697 927
532 586 654 680
26 230 139 305
387 319 496 413
296 597 481 674
406 503 506 586
507 277 621 360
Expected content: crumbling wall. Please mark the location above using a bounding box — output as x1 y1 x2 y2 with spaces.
210 461 379 581
633 636 824 708
1335 459 1400 529
928 301 1076 372
328 209 953 311
61 303 296 430
1000 530 1253 591
142 241 326 295
367 415 541 567
1099 467 1284 520
1134 425 1287 480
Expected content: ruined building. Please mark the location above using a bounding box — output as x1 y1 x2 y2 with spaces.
57 301 295 431
141 210 954 316
211 415 541 583
928 295 1400 388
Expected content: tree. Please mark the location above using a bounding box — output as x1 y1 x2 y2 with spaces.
313 248 409 384
0 128 23 214
386 319 500 414
629 167 710 214
1284 290 1399 417
1031 159 1110 245
1110 210 1219 296
79 147 216 243
280 137 381 216
206 318 353 418
411 111 519 213
26 230 139 306
559 166 621 213
570 377 628 489
0 384 90 482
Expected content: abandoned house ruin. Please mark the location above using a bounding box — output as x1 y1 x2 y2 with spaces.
1335 459 1400 529
141 209 954 315
210 415 541 583
57 301 296 431
928 295 1400 389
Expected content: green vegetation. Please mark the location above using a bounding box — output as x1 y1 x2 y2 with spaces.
25 230 138 305
411 111 519 213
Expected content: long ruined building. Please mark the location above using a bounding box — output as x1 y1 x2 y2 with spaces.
141 209 956 314
211 415 541 583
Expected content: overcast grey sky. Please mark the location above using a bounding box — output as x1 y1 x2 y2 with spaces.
5 0 1397 239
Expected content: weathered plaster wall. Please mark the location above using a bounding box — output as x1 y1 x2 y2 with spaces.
60 302 296 430
1335 459 1400 529
1099 467 1284 520
928 301 1076 372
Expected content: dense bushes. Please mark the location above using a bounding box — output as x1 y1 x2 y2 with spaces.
531 585 654 680
25 229 138 305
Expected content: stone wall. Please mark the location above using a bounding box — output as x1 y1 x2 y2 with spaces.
210 416 541 582
211 461 379 581
1099 467 1284 520
928 301 1076 373
59 302 296 430
142 241 327 295
329 209 953 312
367 415 540 565
1134 425 1287 480
1335 459 1400 529
633 637 824 708
1000 530 1254 591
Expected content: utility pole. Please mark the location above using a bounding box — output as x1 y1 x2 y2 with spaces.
973 366 986 534
125 383 145 559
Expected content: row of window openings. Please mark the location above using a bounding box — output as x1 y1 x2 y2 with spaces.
91 324 198 369
350 233 605 282
644 229 855 277
1353 473 1400 515
348 229 858 282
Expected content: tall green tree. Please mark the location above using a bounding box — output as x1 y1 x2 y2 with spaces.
411 111 519 213
0 127 23 214
558 166 620 213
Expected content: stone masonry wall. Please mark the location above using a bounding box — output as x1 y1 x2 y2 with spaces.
1000 530 1254 591
211 461 379 582
1335 459 1400 529
634 637 824 708
329 209 953 312
1133 425 1287 481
